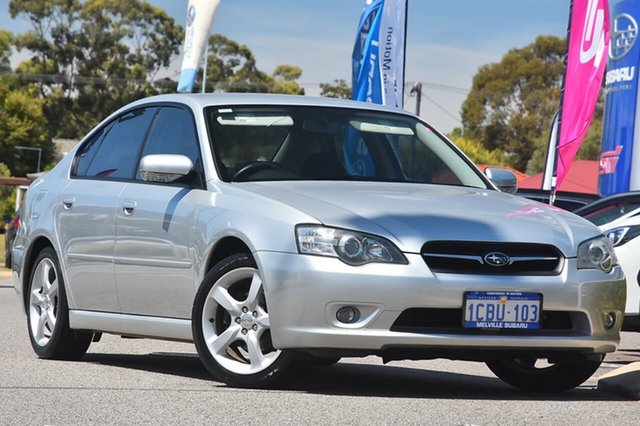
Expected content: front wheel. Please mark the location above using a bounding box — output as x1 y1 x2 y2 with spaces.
192 254 297 388
486 356 602 392
27 247 92 359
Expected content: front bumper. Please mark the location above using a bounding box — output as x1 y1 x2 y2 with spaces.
257 252 626 358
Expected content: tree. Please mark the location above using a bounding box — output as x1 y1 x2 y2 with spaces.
10 0 183 138
200 34 304 95
460 36 563 172
460 35 604 173
0 26 50 178
0 163 14 217
270 65 304 95
0 30 12 73
0 85 49 176
450 135 504 166
320 79 351 99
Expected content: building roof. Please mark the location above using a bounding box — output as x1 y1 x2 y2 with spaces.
518 160 598 194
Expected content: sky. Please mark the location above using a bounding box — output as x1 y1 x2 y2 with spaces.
0 0 572 133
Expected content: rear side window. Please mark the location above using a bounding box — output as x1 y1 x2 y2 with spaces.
74 107 157 179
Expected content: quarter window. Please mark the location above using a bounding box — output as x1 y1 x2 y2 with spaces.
76 107 157 179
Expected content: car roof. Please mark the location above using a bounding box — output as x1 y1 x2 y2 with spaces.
122 93 414 117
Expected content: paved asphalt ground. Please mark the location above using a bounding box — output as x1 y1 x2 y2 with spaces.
1 271 638 425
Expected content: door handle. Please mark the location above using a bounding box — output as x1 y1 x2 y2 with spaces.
122 201 137 216
62 197 75 210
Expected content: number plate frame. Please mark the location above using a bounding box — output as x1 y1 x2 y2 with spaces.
463 291 542 330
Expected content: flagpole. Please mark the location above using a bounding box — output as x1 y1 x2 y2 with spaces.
402 0 408 109
549 0 574 206
201 42 209 94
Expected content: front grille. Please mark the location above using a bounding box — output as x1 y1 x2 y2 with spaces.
391 308 585 336
421 241 563 275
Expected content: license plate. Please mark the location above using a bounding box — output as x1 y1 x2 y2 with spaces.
463 291 542 329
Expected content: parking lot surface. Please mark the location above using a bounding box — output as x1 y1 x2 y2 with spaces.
1 274 638 425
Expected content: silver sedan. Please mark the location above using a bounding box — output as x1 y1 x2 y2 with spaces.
12 93 625 391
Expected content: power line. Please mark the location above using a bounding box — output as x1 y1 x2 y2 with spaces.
418 89 463 124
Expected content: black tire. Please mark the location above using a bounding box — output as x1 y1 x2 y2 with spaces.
192 254 298 388
26 247 92 360
486 356 602 392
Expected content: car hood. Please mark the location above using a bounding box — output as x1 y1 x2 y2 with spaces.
240 181 600 255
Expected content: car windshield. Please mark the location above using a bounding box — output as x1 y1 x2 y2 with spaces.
206 105 488 189
580 202 640 226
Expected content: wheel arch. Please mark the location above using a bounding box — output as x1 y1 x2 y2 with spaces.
205 236 254 274
21 236 55 311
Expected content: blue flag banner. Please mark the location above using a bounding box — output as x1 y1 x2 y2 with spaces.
352 0 385 104
351 0 407 108
600 0 640 195
348 0 407 176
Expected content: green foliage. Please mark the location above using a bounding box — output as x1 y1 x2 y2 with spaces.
201 34 304 95
461 36 566 172
0 163 16 217
449 135 504 166
270 65 304 95
320 79 352 99
0 30 12 73
10 0 184 138
0 84 49 176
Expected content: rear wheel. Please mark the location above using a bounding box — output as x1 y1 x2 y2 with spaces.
486 356 602 392
192 254 297 388
27 247 92 359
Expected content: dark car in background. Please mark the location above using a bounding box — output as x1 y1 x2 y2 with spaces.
4 208 20 268
516 189 600 212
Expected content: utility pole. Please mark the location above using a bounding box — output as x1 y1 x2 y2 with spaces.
410 82 422 116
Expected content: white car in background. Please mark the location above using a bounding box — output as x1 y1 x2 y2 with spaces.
576 192 640 331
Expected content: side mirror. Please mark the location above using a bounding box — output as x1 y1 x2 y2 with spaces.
484 167 517 194
139 154 194 183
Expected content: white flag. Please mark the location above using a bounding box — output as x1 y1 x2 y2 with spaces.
177 0 221 93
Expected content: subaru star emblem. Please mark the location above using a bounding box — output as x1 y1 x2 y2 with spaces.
187 5 196 27
484 252 510 267
610 13 638 61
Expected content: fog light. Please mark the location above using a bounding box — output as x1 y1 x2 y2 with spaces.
602 311 616 330
336 306 360 324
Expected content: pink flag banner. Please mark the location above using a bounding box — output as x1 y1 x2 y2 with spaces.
556 0 609 188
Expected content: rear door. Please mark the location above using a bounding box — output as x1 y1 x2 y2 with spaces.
59 107 157 311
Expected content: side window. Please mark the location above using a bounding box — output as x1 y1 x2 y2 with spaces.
73 123 112 177
81 107 157 180
136 106 203 185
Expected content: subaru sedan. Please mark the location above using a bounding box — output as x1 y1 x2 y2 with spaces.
12 94 625 391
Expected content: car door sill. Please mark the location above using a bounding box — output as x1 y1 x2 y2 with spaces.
69 310 193 342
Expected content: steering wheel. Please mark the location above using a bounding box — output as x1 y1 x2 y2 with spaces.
232 161 283 181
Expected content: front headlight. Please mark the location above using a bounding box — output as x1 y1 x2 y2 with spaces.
604 225 640 247
577 235 618 273
296 225 407 266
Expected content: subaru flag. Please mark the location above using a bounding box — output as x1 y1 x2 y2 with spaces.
600 0 640 195
554 0 609 190
351 0 407 108
177 0 221 93
348 0 407 176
